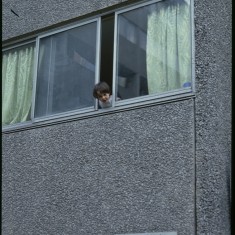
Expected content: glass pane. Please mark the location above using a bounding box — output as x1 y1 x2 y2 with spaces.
35 21 97 118
116 0 192 100
2 43 35 126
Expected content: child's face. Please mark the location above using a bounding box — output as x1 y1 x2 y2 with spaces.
97 92 110 103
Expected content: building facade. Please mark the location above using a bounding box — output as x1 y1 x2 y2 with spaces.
2 0 231 234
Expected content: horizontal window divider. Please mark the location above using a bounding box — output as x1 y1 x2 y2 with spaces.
37 18 100 39
2 93 195 134
2 39 36 52
2 39 36 50
32 107 96 123
116 88 192 106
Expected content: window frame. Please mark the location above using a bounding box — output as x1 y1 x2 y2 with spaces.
2 0 195 133
112 0 195 108
31 17 101 123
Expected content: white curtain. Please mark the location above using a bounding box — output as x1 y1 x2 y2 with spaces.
146 0 191 94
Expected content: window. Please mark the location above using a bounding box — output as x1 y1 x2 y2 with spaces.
34 19 100 118
2 43 35 126
113 0 192 102
2 0 193 129
100 14 115 92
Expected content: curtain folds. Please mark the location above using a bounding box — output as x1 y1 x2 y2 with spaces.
2 45 35 125
146 0 191 94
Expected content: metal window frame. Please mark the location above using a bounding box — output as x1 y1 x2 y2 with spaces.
2 0 195 132
112 0 195 107
2 40 36 52
2 18 101 131
31 17 101 123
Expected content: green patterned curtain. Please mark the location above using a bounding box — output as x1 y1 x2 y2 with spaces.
2 44 35 126
146 0 191 94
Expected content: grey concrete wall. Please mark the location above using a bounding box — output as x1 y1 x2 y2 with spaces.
2 100 195 235
2 0 131 41
2 0 232 234
194 0 232 234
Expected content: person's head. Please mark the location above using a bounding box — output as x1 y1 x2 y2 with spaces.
93 82 111 103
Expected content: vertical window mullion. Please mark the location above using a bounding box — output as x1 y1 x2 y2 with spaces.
112 12 118 108
46 37 56 114
190 0 196 93
95 17 101 110
31 37 40 122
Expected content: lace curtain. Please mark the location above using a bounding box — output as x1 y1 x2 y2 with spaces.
146 0 191 94
2 44 35 125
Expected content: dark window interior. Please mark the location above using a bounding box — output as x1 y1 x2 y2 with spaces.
100 14 114 94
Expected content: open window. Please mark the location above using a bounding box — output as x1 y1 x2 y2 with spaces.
100 14 115 94
2 0 193 129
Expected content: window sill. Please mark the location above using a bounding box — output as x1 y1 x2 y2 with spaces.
2 92 195 134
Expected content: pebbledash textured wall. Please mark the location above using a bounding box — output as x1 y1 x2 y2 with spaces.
194 0 231 234
2 100 195 235
2 0 130 41
2 0 231 235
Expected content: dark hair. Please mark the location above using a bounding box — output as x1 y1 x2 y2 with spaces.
93 82 111 98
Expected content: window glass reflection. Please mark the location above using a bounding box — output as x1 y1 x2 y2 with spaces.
116 0 191 100
35 22 97 118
